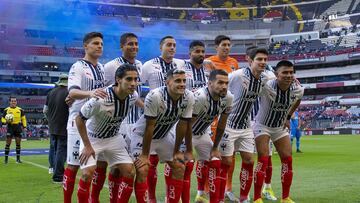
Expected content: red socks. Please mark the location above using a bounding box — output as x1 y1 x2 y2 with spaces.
77 178 91 203
281 156 293 199
90 167 106 203
148 154 159 202
218 163 230 201
240 161 254 201
181 161 194 203
117 176 134 203
108 173 121 203
63 167 77 203
208 158 221 203
135 181 148 203
196 160 208 191
254 156 269 200
166 177 184 203
265 156 273 184
226 155 236 192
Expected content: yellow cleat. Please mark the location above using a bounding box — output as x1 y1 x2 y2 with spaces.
281 197 296 203
262 187 278 201
253 198 264 203
195 193 209 203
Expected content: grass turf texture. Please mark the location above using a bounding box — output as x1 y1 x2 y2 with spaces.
0 135 359 203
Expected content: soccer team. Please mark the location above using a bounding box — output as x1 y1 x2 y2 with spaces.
61 31 304 203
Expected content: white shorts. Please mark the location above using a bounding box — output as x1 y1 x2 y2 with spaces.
193 132 213 161
130 132 175 163
67 126 81 166
119 122 133 149
79 135 133 169
253 123 289 142
219 127 255 156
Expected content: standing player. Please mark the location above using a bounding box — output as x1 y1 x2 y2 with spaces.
207 35 239 202
76 64 139 203
140 35 185 203
247 46 278 201
290 111 302 153
1 97 26 164
188 70 233 203
253 60 303 203
219 48 271 203
131 68 194 203
104 32 143 203
63 32 107 203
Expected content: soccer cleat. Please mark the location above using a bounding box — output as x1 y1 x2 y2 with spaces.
281 197 295 203
16 159 22 164
253 198 264 203
49 167 54 174
296 149 302 153
239 200 250 203
262 187 278 201
225 191 240 202
195 193 209 203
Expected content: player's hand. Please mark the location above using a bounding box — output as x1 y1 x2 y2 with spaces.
284 119 290 130
90 88 107 99
173 151 185 166
134 154 150 170
210 148 221 160
184 151 194 163
79 145 95 165
65 95 75 107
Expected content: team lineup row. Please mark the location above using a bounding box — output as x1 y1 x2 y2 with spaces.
62 32 303 203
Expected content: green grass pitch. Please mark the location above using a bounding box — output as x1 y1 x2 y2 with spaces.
0 135 359 203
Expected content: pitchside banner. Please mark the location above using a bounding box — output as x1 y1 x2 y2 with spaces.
348 52 360 59
303 129 360 135
294 57 325 64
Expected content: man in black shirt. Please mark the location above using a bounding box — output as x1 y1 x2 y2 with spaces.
44 74 69 183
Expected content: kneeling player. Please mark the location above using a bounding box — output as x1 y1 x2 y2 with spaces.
253 60 303 203
75 64 139 203
131 68 194 203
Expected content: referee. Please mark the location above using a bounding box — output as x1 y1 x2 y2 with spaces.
1 96 27 164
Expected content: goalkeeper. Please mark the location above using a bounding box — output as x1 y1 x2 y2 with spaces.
1 96 27 164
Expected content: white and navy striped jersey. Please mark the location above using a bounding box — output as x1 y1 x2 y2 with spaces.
192 87 233 136
227 67 272 129
140 57 185 90
67 59 105 128
255 79 304 128
250 69 276 121
104 57 143 124
184 61 208 92
79 85 138 139
133 86 194 139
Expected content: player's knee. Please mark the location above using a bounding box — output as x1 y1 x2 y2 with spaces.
67 164 79 172
120 165 136 179
110 167 120 177
136 165 149 182
242 155 254 165
221 156 233 166
81 170 94 182
171 165 185 179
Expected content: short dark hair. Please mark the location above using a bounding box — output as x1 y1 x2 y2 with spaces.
120 33 138 46
249 48 268 60
166 68 185 80
246 46 257 56
83 32 103 44
274 60 294 72
9 96 16 101
189 40 205 51
209 69 228 81
160 35 174 46
114 64 138 82
214 35 230 46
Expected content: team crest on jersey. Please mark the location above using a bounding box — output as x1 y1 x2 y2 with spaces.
290 94 297 102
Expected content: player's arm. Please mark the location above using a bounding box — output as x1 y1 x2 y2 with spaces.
75 99 100 165
285 100 301 130
135 98 144 108
212 112 229 159
20 109 27 128
1 109 7 124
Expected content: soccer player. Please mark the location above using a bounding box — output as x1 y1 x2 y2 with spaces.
219 48 272 203
188 70 233 203
63 32 107 203
131 68 194 203
253 60 304 203
207 35 239 202
140 35 185 203
290 111 302 153
247 46 278 201
76 64 139 203
1 96 27 164
104 32 143 203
